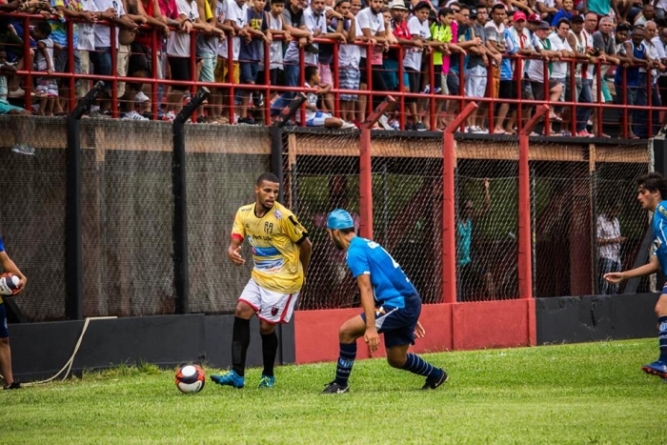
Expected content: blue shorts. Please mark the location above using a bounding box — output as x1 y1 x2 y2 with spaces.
361 302 421 348
240 62 259 84
0 303 8 339
0 100 26 114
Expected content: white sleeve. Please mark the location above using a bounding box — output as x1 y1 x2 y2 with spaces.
408 17 420 37
356 9 370 31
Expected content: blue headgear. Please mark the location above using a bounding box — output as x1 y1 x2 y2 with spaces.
327 209 355 230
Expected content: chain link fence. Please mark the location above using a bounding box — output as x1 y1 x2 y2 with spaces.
80 120 174 317
593 143 651 295
531 141 650 298
284 129 360 310
371 134 444 304
0 116 67 322
455 137 519 302
185 125 270 314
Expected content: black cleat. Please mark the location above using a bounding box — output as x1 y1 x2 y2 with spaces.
3 381 21 390
422 369 448 390
322 381 349 394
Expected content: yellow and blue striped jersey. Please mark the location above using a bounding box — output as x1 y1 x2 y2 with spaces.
232 202 308 294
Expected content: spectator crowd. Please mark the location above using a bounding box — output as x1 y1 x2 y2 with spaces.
0 0 666 136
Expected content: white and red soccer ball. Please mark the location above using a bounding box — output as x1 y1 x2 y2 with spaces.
0 273 20 296
175 365 206 394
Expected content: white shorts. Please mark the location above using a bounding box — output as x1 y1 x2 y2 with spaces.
465 65 488 98
306 111 331 127
239 278 300 324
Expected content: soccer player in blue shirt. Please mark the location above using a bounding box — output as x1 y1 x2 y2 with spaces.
605 172 667 379
322 209 447 393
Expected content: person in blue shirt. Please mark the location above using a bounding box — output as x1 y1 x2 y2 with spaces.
605 172 667 379
322 209 447 394
0 235 27 390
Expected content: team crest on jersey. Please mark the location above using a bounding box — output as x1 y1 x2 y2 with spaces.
274 210 282 219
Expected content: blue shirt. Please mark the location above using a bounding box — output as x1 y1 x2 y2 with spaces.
652 201 667 275
457 219 472 266
346 236 420 308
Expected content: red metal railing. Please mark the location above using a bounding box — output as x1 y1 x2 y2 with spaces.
2 11 664 136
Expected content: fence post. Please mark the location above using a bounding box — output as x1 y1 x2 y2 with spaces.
518 105 548 300
172 87 210 315
443 102 477 304
65 81 105 320
359 96 396 240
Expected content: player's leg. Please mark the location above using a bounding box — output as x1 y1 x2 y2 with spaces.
642 292 667 378
322 315 365 394
210 280 261 388
0 303 18 389
381 305 447 390
258 320 278 388
254 288 299 388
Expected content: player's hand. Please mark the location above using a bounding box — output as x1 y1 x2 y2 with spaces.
364 326 380 353
483 178 490 189
604 272 624 284
414 321 426 339
14 276 27 296
617 236 627 243
227 245 245 266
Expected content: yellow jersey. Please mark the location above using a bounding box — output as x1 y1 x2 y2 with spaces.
232 201 308 294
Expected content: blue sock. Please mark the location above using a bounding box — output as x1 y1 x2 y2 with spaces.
401 353 441 379
334 343 357 387
659 316 667 362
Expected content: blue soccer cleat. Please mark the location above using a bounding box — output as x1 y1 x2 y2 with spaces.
641 360 667 379
258 375 276 389
210 370 245 388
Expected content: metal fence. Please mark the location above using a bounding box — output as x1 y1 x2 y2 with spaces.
0 115 652 321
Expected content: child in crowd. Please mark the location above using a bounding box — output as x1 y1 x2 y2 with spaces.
302 65 355 128
32 21 57 116
265 0 289 104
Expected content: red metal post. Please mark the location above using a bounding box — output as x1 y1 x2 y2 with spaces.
518 104 547 300
110 23 118 118
442 102 477 303
358 96 396 239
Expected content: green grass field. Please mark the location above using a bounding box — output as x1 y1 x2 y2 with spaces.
4 339 665 445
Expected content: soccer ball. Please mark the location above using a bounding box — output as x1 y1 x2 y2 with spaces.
175 365 206 394
0 273 20 296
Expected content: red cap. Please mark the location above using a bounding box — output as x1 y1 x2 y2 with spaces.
527 13 541 22
513 11 527 21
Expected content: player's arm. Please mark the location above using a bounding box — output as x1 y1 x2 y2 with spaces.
227 236 245 265
298 237 312 278
605 254 659 284
473 178 491 219
357 274 380 352
0 250 26 294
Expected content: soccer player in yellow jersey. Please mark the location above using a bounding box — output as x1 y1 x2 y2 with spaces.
211 173 312 389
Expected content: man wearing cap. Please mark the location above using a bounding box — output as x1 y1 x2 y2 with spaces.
527 20 564 134
322 209 448 394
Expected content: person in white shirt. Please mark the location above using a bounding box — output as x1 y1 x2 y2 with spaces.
596 201 625 294
403 1 432 131
91 0 137 114
355 0 388 123
164 0 217 120
334 0 361 123
637 20 665 137
527 20 564 135
547 18 573 134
